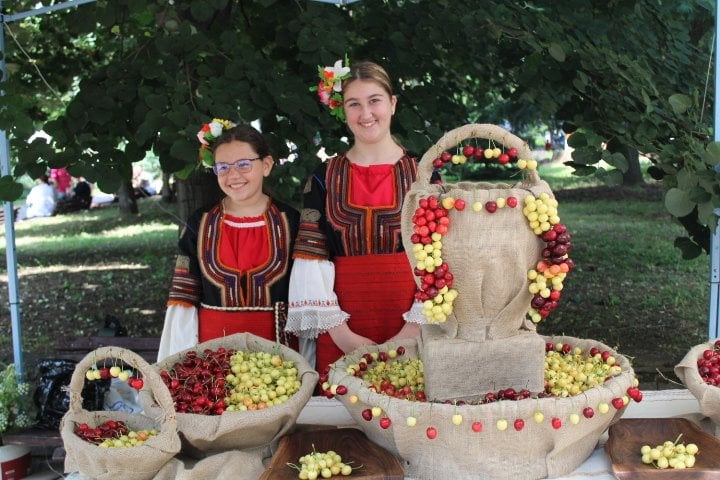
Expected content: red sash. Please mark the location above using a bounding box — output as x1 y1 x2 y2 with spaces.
198 306 298 350
315 252 416 373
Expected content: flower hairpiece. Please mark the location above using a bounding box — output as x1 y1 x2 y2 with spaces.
197 118 236 167
310 57 351 122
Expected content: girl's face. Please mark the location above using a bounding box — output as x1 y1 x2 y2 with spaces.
213 140 273 208
343 79 397 145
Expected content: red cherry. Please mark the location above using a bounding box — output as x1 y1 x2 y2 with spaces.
380 417 392 429
396 346 406 356
513 419 525 431
433 158 444 169
507 147 518 158
485 201 497 213
473 148 485 159
498 153 510 165
582 407 595 419
611 397 625 410
506 196 518 208
361 409 373 421
440 152 452 163
454 199 466 211
551 417 562 429
471 421 482 432
426 426 437 439
462 145 475 158
336 385 348 395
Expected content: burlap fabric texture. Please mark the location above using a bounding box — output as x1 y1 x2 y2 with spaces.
60 346 181 480
329 336 636 480
401 123 552 341
401 124 553 397
153 450 265 480
675 338 720 427
142 333 318 456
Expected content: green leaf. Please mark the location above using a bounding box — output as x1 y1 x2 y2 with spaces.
548 43 566 62
697 200 715 226
604 152 629 173
688 186 711 204
668 93 691 115
703 141 720 167
0 175 24 201
567 132 587 149
665 187 696 217
676 168 698 190
170 138 197 164
175 162 198 180
96 174 121 194
570 147 601 165
597 168 623 186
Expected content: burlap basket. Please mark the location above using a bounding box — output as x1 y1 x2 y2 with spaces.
328 336 636 480
675 338 720 426
153 450 265 480
401 124 558 398
60 346 181 480
401 123 552 341
142 333 318 456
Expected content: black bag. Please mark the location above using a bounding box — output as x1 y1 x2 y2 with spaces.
33 359 110 430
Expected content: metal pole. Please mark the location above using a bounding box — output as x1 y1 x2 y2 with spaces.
0 0 98 380
0 0 24 380
711 0 720 341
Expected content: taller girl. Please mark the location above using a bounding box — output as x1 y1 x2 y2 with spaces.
287 61 427 376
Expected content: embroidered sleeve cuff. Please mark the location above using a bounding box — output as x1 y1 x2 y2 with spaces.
403 300 428 325
286 258 350 337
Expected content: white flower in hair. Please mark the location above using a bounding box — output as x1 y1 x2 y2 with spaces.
208 120 225 137
325 59 351 92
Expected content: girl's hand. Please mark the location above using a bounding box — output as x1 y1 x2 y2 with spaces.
328 322 376 354
388 322 420 342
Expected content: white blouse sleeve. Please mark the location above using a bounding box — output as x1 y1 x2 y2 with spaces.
403 300 428 324
286 258 349 339
157 304 199 362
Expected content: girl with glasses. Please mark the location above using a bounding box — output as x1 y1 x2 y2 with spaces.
158 123 300 360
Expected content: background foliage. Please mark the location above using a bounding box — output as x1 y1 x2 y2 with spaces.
0 0 716 257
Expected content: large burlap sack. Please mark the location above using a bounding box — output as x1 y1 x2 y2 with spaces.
153 450 265 480
142 333 318 455
60 347 181 480
401 124 552 341
329 336 636 480
675 338 720 426
419 326 545 399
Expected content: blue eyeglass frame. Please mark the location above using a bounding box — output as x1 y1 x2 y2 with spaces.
212 157 263 175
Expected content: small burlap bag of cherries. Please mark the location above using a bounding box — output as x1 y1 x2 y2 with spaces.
142 333 318 456
60 346 181 480
675 338 720 426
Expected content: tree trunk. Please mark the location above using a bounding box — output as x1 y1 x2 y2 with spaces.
175 170 223 232
623 147 644 186
117 179 138 215
160 172 176 203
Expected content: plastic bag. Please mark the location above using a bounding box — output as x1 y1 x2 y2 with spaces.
33 359 109 430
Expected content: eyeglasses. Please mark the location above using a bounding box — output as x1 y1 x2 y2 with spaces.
212 158 262 176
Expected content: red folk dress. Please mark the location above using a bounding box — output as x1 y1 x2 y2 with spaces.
158 201 299 361
287 154 424 374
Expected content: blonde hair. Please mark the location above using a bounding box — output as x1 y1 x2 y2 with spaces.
342 61 394 97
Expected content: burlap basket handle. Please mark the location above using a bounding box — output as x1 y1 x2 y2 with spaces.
68 346 175 421
417 123 540 186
